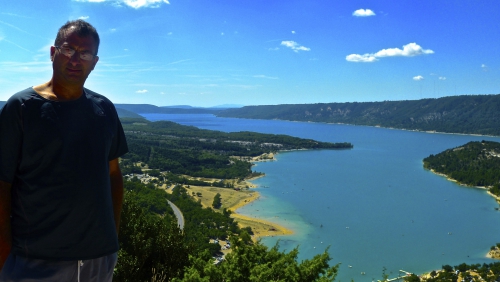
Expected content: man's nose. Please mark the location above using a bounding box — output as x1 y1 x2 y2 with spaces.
69 53 81 65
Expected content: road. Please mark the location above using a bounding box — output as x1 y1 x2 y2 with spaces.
167 200 185 230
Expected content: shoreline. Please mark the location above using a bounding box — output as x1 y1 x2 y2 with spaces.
229 152 295 241
428 169 500 202
217 115 500 138
180 152 295 241
427 169 500 261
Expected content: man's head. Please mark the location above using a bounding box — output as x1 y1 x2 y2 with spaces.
50 20 100 89
55 20 100 55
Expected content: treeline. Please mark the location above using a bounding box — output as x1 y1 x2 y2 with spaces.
423 141 500 197
216 94 500 136
167 185 239 254
115 179 339 282
120 118 352 179
123 177 238 254
116 190 189 281
411 262 500 282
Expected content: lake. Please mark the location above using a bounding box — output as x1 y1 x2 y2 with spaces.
142 113 500 282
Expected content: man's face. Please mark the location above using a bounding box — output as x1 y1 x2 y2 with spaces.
50 29 99 86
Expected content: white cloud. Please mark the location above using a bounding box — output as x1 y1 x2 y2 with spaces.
375 43 434 57
413 75 424 81
253 75 279 80
482 64 487 68
79 16 90 20
123 0 169 8
346 43 434 63
345 53 377 63
136 89 148 93
281 41 310 52
73 0 169 8
353 9 376 17
439 77 446 80
291 31 296 34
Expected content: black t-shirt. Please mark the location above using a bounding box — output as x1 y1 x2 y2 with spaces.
0 87 128 260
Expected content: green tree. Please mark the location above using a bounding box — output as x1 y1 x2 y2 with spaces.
239 230 252 244
173 237 339 282
442 265 454 273
114 191 192 282
404 274 420 282
212 193 222 209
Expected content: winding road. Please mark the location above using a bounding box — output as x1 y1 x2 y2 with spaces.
167 200 185 230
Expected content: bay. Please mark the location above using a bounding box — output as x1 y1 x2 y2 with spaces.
142 113 500 282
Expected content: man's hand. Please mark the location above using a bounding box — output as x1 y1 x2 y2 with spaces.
109 159 124 235
0 180 12 270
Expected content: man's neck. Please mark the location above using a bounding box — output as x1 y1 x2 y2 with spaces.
33 80 84 101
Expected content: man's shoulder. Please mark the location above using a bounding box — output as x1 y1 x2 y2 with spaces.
84 88 114 105
1 88 38 111
8 87 38 102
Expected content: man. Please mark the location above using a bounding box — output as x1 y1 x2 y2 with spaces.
0 19 128 281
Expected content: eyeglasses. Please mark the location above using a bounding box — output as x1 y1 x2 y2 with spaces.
54 45 97 61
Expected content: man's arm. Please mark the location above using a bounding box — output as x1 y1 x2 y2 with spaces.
109 158 124 235
0 180 12 270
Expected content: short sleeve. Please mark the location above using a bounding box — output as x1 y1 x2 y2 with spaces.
107 103 128 161
0 97 24 183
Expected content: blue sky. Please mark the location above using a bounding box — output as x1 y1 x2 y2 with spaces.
1 0 499 107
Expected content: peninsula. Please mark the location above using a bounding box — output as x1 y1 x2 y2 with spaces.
423 140 500 202
119 117 350 244
423 140 500 259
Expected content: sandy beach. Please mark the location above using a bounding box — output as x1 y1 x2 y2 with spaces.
182 180 294 241
156 152 293 241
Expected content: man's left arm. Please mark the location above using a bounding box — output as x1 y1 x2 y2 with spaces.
109 158 124 235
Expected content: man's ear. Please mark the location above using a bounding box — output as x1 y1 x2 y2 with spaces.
50 46 55 61
91 56 99 71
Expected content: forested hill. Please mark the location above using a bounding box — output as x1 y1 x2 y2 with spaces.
423 141 500 197
216 94 500 136
120 117 352 179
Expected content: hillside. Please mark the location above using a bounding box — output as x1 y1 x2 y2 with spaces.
216 94 500 136
4 94 499 136
115 103 223 114
120 117 352 179
423 140 500 197
116 108 143 118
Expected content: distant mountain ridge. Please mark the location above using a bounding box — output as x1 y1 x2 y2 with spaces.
161 104 244 109
115 104 223 114
3 95 499 136
216 94 500 136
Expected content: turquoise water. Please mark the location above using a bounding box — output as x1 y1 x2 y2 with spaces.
142 113 500 282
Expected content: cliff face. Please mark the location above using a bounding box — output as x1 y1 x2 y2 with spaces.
217 94 500 136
